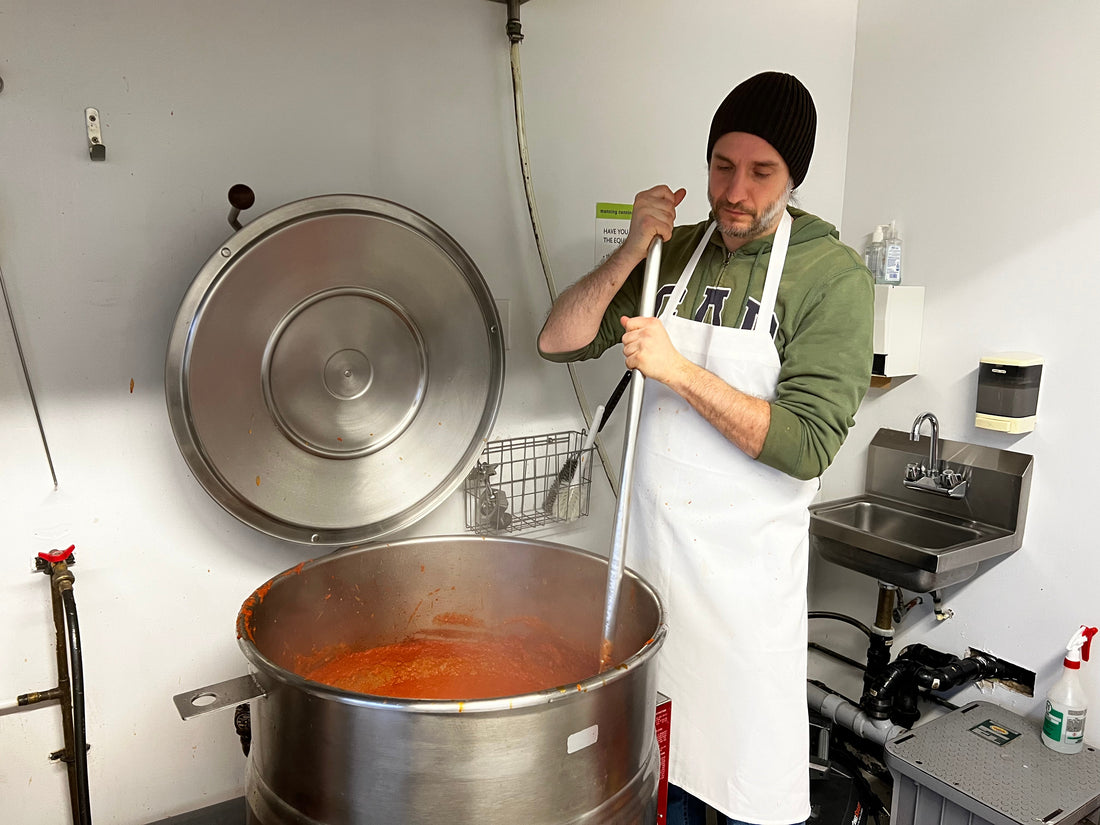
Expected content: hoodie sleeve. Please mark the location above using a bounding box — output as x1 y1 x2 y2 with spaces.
756 262 874 480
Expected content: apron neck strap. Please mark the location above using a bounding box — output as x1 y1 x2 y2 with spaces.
755 209 792 329
661 210 793 326
663 222 716 320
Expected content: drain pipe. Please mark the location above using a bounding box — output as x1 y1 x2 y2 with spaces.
807 682 902 747
861 582 896 706
864 643 1006 727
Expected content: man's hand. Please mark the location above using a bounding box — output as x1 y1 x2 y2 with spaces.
620 315 690 386
537 184 685 355
621 315 771 459
621 185 688 264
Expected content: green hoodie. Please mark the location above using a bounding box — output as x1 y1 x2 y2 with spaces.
539 207 874 480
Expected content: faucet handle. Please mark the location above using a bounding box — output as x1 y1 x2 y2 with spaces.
940 468 965 488
905 462 924 481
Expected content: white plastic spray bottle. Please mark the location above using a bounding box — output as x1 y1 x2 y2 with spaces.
1042 625 1099 753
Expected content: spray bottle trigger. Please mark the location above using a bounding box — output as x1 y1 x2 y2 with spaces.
1082 627 1099 662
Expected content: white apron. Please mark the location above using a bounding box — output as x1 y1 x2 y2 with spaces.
629 212 816 823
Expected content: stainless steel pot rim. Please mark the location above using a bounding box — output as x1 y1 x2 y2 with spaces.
236 538 668 714
240 628 667 715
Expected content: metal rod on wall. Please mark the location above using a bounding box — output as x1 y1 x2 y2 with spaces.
0 261 59 488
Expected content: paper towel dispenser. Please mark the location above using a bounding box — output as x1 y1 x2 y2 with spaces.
872 285 924 379
975 352 1043 433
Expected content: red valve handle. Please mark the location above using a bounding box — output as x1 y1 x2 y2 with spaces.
37 544 75 564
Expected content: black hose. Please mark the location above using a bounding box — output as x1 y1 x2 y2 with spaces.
61 586 92 825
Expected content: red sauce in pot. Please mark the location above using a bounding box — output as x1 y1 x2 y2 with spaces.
302 616 593 700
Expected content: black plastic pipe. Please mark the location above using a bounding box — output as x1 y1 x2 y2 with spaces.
863 644 1006 723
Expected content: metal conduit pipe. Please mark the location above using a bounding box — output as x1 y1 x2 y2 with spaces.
503 5 620 496
807 682 902 747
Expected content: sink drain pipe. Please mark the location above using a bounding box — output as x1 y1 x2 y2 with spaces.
807 601 903 747
808 582 898 713
863 644 1006 727
807 682 902 747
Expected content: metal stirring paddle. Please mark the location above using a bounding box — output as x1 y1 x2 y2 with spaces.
598 236 662 670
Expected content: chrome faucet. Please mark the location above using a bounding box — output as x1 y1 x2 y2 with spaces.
905 411 968 498
910 411 940 475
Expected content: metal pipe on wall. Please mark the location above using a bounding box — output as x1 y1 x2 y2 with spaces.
501 1 621 497
0 261 59 488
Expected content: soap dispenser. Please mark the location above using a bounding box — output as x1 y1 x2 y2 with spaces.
882 221 903 284
866 225 886 283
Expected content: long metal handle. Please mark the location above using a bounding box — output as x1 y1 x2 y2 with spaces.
599 236 662 670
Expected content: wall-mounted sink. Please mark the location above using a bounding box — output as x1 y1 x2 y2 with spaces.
810 427 1032 592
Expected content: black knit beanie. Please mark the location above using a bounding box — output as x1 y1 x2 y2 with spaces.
706 71 817 188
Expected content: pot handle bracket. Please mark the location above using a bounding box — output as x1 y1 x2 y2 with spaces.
173 673 266 721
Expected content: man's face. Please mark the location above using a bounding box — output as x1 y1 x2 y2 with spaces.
707 132 792 245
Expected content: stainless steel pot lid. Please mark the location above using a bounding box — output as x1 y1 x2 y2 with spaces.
165 194 504 544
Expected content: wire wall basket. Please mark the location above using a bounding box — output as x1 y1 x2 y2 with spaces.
464 430 594 534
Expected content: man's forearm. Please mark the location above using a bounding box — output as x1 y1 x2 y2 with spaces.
664 360 771 458
538 245 642 354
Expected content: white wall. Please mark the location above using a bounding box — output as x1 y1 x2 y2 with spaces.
10 2 1097 823
809 0 1100 720
0 2 860 822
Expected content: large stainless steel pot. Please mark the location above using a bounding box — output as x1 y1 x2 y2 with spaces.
178 536 667 825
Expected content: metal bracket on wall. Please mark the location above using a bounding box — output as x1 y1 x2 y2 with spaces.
85 108 105 161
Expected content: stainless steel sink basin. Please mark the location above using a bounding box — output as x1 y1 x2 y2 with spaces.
817 500 985 550
810 495 1012 591
809 429 1033 592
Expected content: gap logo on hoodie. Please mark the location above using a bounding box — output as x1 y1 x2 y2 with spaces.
655 284 778 338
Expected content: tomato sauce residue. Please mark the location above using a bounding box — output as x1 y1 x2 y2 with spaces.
302 615 592 700
238 562 310 641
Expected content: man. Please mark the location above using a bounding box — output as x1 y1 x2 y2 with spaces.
538 72 874 824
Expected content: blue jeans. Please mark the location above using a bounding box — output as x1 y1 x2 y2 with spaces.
665 783 805 825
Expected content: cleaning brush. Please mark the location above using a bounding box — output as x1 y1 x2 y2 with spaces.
542 404 604 515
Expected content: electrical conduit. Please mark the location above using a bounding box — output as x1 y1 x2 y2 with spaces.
504 5 619 496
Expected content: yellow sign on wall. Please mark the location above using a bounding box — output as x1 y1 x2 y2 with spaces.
595 202 633 265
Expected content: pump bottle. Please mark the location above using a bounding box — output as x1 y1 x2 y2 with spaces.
865 225 886 283
1042 625 1098 753
883 220 903 284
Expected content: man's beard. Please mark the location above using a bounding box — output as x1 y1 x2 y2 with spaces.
709 180 793 240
